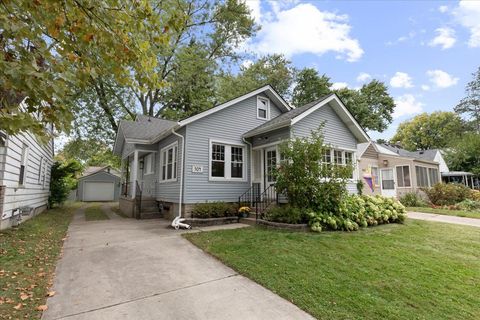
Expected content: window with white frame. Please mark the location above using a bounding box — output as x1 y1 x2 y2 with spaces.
257 97 269 120
415 166 429 187
19 144 29 186
161 144 177 182
38 156 43 184
144 153 155 175
322 149 356 179
210 142 245 180
396 165 411 187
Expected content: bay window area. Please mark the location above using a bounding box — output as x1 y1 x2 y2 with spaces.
210 141 245 181
416 166 439 187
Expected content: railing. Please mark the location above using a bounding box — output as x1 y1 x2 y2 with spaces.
121 181 130 197
255 184 278 220
238 183 261 209
135 181 142 219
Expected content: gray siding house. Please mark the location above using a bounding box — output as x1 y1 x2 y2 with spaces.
113 86 369 219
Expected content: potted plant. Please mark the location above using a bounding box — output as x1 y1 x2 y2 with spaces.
238 206 251 218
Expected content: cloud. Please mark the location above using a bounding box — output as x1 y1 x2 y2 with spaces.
246 3 363 62
421 84 430 91
385 31 416 46
393 94 424 119
426 69 459 88
241 59 253 68
429 27 456 49
453 1 480 47
330 82 349 90
438 5 448 13
390 72 413 88
356 72 371 83
245 0 262 22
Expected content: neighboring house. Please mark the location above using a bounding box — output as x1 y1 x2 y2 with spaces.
357 142 442 198
77 166 121 202
113 85 369 219
0 130 54 230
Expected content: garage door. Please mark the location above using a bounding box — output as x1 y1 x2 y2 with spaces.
83 182 115 201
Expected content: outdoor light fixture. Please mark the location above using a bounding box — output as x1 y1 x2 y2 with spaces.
139 160 144 170
383 159 388 167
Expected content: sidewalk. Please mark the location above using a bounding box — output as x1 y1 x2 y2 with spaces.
408 211 480 228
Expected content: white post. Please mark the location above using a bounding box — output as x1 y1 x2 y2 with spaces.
132 151 138 198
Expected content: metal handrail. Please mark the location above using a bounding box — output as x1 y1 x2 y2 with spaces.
135 181 142 219
255 184 278 220
121 181 130 197
238 183 260 209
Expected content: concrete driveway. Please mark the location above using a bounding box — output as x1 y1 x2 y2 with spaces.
43 205 313 320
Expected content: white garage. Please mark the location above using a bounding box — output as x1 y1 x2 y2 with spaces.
83 182 115 202
77 166 121 202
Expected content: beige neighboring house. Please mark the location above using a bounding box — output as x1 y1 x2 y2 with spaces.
357 142 441 198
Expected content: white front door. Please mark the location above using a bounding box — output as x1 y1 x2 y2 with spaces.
264 146 277 188
380 168 396 197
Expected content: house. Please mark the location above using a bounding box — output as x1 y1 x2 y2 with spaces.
357 141 441 198
77 166 121 202
0 130 54 230
113 85 370 219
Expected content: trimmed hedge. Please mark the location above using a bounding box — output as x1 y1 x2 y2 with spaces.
399 192 427 207
263 206 309 224
423 183 471 206
191 202 237 218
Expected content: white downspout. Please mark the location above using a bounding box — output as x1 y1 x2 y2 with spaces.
170 127 190 229
242 137 253 188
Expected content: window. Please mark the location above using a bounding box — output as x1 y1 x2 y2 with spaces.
160 143 177 182
144 153 154 175
371 166 379 186
323 149 331 163
415 166 429 187
38 156 43 184
322 149 355 179
19 144 29 186
428 168 439 186
210 141 245 180
257 97 269 120
396 165 411 187
334 150 343 165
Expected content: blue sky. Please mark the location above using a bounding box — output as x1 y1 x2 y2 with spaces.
243 0 480 140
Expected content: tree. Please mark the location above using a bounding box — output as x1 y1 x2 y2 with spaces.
444 133 480 175
391 112 465 151
376 138 387 144
0 0 170 140
216 54 296 103
58 138 120 168
49 159 82 207
292 68 331 108
455 67 480 132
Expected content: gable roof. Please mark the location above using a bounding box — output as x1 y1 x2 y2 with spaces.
80 166 120 179
357 141 399 158
381 144 441 161
244 93 370 143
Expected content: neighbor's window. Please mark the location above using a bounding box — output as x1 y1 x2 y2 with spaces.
144 153 155 175
210 142 245 180
161 143 177 182
396 165 411 187
257 97 269 120
415 166 429 187
19 144 29 186
38 156 43 184
371 166 379 186
428 168 439 186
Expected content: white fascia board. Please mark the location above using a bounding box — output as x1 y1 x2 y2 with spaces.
243 121 291 138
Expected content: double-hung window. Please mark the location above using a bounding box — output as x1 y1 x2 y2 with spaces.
396 165 411 187
322 149 355 179
210 141 245 180
161 143 177 182
19 144 29 186
144 153 155 175
257 97 269 120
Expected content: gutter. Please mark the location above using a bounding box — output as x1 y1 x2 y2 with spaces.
170 127 190 229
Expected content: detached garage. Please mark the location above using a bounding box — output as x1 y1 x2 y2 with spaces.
78 166 121 202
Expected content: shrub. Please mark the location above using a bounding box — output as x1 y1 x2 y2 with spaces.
307 195 407 232
469 190 480 202
456 199 480 211
399 192 427 207
263 206 308 224
191 202 237 218
49 160 82 207
423 183 471 206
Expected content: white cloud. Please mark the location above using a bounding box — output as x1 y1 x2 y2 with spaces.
453 1 480 47
438 5 448 13
245 0 262 22
385 31 416 46
246 3 364 62
330 82 349 90
426 69 459 88
356 72 371 83
241 59 253 69
421 84 430 91
429 27 456 49
390 72 413 88
393 94 424 119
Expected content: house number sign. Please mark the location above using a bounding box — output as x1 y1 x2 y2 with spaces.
192 165 204 173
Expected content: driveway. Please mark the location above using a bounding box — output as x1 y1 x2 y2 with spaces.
43 205 313 320
408 211 480 228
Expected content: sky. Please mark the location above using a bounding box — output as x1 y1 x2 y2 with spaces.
242 0 480 140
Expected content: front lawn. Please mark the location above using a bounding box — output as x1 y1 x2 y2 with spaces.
185 221 480 320
0 203 79 319
407 206 480 219
84 204 110 221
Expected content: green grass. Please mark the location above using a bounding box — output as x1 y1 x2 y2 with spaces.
407 206 480 219
84 204 110 221
184 221 480 320
0 203 79 319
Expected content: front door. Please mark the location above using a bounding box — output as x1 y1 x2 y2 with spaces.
380 168 396 197
264 146 277 188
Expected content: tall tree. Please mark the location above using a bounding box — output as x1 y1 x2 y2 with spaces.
216 54 296 102
444 133 480 175
292 68 331 107
455 67 480 132
0 0 170 140
58 138 120 168
391 112 465 151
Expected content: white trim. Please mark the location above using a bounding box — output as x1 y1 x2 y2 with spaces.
394 165 412 188
159 141 178 183
380 167 396 197
208 139 247 182
252 141 282 150
179 85 291 126
143 153 155 175
256 96 270 120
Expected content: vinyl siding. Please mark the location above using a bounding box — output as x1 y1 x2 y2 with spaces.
362 144 378 159
291 102 357 150
183 94 284 203
0 132 53 220
78 171 121 201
